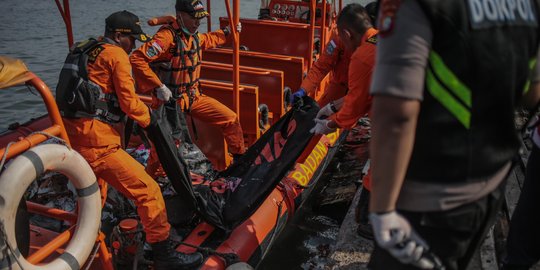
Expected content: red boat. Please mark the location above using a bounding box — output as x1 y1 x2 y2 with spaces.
0 0 345 269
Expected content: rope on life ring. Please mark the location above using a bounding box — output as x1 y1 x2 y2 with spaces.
0 144 101 270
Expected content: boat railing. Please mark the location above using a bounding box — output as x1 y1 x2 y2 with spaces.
204 48 305 95
0 63 114 269
200 80 260 143
200 61 285 120
217 17 329 70
0 74 70 160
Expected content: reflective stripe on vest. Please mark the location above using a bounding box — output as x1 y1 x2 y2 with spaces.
523 57 538 95
426 51 472 129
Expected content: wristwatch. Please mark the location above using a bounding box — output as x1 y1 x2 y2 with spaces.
330 101 338 113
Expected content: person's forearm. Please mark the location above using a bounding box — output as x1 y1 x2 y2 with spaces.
200 30 227 49
130 51 163 93
369 96 420 213
300 63 332 95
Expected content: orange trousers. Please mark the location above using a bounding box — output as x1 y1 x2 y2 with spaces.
74 144 170 243
146 93 246 177
186 94 246 155
316 81 348 107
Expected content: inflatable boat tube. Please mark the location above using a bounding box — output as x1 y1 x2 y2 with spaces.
0 144 101 270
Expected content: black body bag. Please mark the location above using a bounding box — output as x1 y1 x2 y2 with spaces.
219 97 319 229
144 105 197 211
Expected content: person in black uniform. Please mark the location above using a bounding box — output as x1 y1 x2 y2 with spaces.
503 72 540 269
366 0 540 269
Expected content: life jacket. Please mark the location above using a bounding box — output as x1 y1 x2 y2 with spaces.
56 38 124 124
151 23 202 111
407 0 540 184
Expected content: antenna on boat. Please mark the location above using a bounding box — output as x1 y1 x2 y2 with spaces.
224 0 242 118
308 0 316 69
54 0 74 48
320 0 327 54
207 0 212 33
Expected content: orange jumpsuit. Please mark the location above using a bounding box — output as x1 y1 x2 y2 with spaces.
130 21 246 157
63 42 170 243
300 25 352 106
330 28 378 190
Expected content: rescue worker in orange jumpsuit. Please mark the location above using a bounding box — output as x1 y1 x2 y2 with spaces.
130 0 246 173
290 25 351 107
57 11 203 269
309 4 377 240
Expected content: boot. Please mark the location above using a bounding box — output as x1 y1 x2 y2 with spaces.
151 238 204 269
355 188 373 240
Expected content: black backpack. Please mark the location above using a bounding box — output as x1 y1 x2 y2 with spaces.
56 38 123 123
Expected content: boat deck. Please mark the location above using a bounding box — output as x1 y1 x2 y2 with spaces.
325 134 540 270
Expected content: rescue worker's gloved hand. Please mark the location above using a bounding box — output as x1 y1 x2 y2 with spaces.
155 84 172 102
310 118 336 135
223 23 241 36
369 211 433 268
316 101 339 119
222 26 230 36
290 88 306 104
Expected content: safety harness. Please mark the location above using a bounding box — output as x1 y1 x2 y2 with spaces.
56 38 124 124
151 25 202 112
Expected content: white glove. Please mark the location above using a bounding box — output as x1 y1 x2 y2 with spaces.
224 22 242 36
155 84 172 101
316 98 344 119
316 103 337 119
370 211 435 269
310 118 336 135
236 22 242 33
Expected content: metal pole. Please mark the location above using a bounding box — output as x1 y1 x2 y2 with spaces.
321 0 327 54
308 0 316 69
207 0 212 33
54 0 74 48
232 0 240 116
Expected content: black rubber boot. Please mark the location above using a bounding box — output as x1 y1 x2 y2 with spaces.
355 188 373 240
152 238 204 269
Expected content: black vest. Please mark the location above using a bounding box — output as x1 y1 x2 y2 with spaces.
408 0 540 183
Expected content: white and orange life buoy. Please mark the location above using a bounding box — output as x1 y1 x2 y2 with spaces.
0 144 101 270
